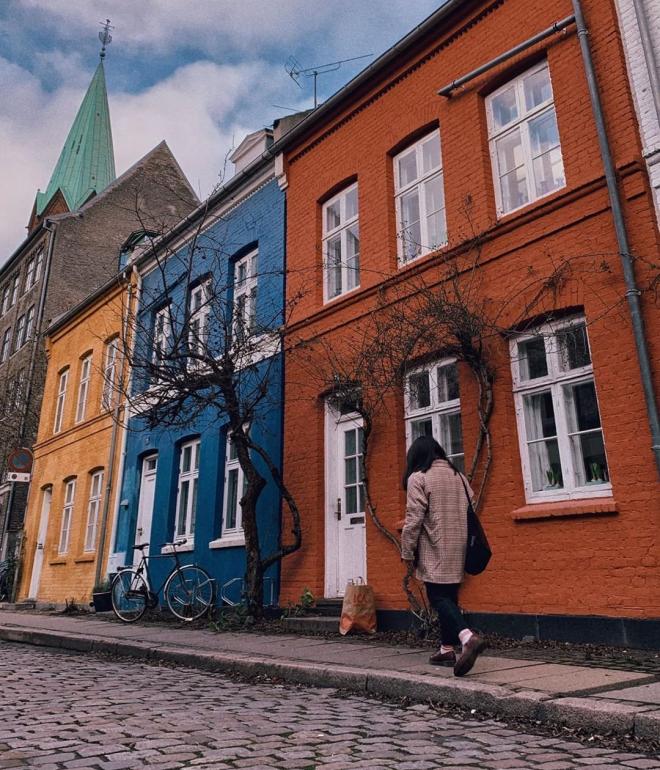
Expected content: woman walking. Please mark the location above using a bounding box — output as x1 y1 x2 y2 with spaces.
401 435 486 677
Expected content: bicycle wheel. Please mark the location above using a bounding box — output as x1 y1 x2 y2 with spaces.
164 564 214 621
111 569 148 622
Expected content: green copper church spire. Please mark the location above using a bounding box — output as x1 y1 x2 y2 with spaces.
35 21 116 217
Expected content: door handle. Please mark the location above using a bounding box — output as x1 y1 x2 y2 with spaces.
335 497 342 520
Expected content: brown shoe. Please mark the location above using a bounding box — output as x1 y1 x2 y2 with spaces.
429 648 457 667
454 634 487 677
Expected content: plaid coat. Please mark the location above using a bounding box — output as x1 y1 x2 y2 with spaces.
401 459 474 584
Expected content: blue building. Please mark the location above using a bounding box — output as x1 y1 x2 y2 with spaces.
108 129 286 606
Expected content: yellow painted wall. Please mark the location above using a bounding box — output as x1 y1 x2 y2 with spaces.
18 278 132 604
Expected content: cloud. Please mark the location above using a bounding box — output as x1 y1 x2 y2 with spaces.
0 55 309 261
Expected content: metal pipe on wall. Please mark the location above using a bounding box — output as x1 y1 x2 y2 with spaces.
571 0 660 476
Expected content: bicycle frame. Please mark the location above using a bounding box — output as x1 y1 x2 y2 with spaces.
123 543 188 600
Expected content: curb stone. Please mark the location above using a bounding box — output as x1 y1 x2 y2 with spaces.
0 624 657 748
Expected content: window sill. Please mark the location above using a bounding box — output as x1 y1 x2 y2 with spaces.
209 534 245 549
74 555 96 564
512 497 618 522
161 541 194 554
49 558 68 565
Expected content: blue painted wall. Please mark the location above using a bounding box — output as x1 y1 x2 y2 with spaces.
111 176 285 604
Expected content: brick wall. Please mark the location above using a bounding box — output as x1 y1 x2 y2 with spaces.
280 0 660 619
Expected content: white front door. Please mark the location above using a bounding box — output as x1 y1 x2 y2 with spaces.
133 454 157 566
325 408 367 598
28 486 52 599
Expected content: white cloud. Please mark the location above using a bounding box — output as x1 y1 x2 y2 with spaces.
0 56 305 260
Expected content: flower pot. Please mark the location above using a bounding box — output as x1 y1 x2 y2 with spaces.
91 590 112 613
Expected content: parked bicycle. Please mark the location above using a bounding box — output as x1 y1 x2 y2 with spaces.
111 539 214 623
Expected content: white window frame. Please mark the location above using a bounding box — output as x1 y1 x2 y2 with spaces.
59 479 76 554
84 470 103 552
188 280 210 361
25 256 36 291
101 338 119 410
233 251 258 341
75 354 92 424
153 306 171 365
53 368 69 434
174 438 200 543
221 432 246 542
0 328 11 363
34 247 44 284
9 275 19 309
394 130 447 265
322 183 360 302
14 313 25 352
0 285 9 316
404 359 465 471
23 305 35 345
486 60 565 217
510 316 611 502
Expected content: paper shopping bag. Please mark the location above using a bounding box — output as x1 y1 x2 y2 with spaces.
339 580 377 635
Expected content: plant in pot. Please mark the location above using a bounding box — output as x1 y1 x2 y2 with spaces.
91 579 113 613
544 468 561 489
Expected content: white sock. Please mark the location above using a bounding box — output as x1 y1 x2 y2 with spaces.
458 629 474 648
440 645 454 655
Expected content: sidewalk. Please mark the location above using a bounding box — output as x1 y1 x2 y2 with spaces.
1 609 659 748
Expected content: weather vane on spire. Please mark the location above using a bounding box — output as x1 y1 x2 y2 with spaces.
98 18 113 60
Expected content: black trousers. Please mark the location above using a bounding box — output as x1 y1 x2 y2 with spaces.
425 582 468 646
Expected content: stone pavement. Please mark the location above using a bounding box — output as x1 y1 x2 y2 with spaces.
0 611 659 750
2 641 660 770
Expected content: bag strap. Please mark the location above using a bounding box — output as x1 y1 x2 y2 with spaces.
456 472 473 512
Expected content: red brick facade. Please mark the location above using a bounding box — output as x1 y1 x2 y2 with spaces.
280 0 660 620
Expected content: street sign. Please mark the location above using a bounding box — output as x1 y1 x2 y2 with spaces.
6 471 30 483
7 448 33 475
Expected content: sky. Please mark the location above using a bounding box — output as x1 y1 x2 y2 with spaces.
0 0 444 262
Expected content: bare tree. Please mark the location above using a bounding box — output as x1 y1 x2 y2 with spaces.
113 205 305 619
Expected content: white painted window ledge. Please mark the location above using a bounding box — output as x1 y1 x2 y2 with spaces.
209 534 245 549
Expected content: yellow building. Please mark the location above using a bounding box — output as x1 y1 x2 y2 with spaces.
18 272 133 605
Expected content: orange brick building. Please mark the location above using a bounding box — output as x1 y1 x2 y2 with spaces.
278 0 660 643
18 275 132 605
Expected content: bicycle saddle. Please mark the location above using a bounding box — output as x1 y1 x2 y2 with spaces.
132 543 150 551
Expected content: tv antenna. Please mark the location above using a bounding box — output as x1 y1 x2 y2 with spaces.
285 53 373 108
98 18 114 60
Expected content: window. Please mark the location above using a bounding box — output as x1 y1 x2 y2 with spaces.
175 439 200 540
511 317 610 501
13 314 25 353
153 306 171 365
322 183 360 301
75 354 92 423
394 131 447 264
59 479 76 554
23 306 35 345
404 360 464 471
24 249 43 291
101 338 119 410
9 369 26 411
53 368 69 434
486 61 565 216
222 432 246 537
1 285 9 316
84 471 103 551
9 275 19 309
233 251 258 341
0 328 10 363
188 281 210 358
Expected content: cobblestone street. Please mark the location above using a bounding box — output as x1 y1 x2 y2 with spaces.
1 641 659 770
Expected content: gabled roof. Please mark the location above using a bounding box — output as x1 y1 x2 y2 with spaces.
34 61 115 218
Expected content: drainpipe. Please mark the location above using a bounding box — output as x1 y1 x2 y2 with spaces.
4 219 57 595
572 0 660 477
93 272 134 588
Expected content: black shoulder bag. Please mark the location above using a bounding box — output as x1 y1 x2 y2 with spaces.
457 474 492 575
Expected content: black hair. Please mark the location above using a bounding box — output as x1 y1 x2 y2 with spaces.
402 435 452 489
